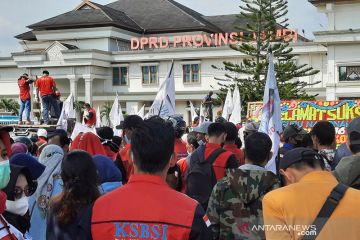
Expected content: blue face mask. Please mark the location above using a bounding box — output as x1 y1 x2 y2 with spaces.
0 160 10 189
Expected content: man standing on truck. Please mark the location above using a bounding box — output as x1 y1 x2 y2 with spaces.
36 70 60 125
18 73 34 125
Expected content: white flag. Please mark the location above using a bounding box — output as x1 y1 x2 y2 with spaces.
259 53 283 174
109 93 120 128
148 62 175 118
137 104 145 119
229 85 241 124
119 103 124 122
96 106 101 128
189 101 198 122
222 88 233 121
57 93 75 130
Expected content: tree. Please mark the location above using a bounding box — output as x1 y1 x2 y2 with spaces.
0 98 20 115
213 0 319 114
100 102 112 126
74 100 85 122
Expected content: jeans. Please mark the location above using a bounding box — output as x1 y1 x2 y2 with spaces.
19 99 31 121
41 95 60 123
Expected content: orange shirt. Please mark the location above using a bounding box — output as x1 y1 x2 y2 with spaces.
177 157 188 193
223 143 245 165
18 79 31 100
36 76 56 97
119 144 133 180
174 138 188 160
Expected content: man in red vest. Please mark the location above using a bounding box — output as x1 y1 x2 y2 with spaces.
83 103 96 127
91 117 211 239
17 73 34 125
36 70 59 124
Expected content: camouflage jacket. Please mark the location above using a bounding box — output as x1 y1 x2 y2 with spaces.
206 165 280 240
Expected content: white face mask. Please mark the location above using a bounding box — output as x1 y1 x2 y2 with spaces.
6 196 29 216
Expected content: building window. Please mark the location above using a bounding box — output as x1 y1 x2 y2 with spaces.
183 64 200 83
113 67 128 85
142 66 158 84
339 66 360 81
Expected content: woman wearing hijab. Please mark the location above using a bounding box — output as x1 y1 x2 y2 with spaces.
3 165 37 236
47 151 100 239
0 126 30 239
29 145 64 240
70 132 106 156
93 155 122 194
10 143 28 157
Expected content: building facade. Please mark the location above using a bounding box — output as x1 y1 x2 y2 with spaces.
0 0 358 123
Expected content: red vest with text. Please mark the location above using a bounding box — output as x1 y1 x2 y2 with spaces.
91 174 198 240
85 107 96 126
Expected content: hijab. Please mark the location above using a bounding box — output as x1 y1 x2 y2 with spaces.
10 153 45 179
35 145 64 217
93 155 122 183
70 132 106 156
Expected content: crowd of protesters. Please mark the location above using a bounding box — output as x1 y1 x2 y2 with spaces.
0 111 360 239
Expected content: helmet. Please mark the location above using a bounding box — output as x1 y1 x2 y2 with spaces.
167 116 186 139
14 137 34 153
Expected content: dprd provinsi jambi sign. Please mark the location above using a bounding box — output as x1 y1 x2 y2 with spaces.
247 100 360 144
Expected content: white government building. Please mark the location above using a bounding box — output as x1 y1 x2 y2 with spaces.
0 0 359 123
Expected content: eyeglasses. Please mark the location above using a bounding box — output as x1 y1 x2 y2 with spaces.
13 186 34 199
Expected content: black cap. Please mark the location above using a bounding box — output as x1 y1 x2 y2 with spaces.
96 127 114 140
48 129 67 139
116 115 143 130
280 147 322 170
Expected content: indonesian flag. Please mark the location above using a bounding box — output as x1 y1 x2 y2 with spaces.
259 53 283 174
203 214 211 227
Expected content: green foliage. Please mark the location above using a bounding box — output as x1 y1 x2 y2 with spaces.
0 98 20 115
214 0 320 113
100 102 112 126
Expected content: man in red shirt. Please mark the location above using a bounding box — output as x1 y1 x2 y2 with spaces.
115 115 144 183
83 103 96 127
223 122 245 165
17 74 34 125
91 117 211 239
35 70 59 124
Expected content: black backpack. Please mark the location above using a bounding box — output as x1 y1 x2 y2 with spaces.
185 145 225 209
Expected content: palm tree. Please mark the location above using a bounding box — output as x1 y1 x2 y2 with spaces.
100 102 112 126
73 100 85 122
0 98 20 115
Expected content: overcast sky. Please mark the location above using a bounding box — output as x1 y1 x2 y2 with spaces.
0 0 327 57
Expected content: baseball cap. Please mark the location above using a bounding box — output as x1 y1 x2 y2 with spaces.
37 128 47 138
193 121 212 134
283 124 307 140
116 115 143 130
244 122 260 133
347 117 360 144
280 147 322 170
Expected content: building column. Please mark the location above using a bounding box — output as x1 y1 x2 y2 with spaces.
68 76 79 100
83 75 94 105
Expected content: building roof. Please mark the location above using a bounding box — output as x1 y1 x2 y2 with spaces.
15 31 37 41
203 14 247 33
27 1 142 32
309 0 358 5
107 0 222 33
